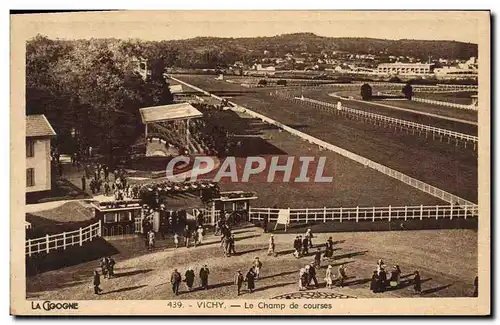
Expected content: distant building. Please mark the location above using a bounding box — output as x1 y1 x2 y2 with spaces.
377 63 434 75
26 115 56 193
253 64 276 72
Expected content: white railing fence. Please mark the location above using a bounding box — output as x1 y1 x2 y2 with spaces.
273 92 478 149
249 204 478 223
412 97 478 111
26 220 102 257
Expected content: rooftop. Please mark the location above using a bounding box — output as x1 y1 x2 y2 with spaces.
139 103 203 124
26 114 56 138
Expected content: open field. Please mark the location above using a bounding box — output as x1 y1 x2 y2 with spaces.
415 91 477 105
201 111 443 208
173 75 478 203
26 226 478 300
309 88 478 129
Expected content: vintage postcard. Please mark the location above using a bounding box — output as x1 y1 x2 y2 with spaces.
10 10 490 315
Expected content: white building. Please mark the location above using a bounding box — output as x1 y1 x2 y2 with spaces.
26 115 56 192
377 63 434 75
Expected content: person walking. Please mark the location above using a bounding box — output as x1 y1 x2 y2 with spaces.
192 229 198 248
81 175 86 192
301 236 309 255
100 257 109 279
293 236 301 258
314 248 322 268
107 256 116 278
148 230 155 251
253 257 262 279
245 268 256 293
389 265 401 289
338 264 347 288
234 270 244 296
299 268 308 290
171 269 182 296
305 229 313 248
183 225 191 248
267 234 276 256
93 270 103 295
325 265 335 289
174 233 180 249
197 226 204 245
184 267 195 291
200 265 210 290
413 271 422 295
370 271 379 293
229 234 237 255
308 262 319 288
262 215 268 233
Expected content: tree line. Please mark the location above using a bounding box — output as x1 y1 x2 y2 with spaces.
26 35 174 164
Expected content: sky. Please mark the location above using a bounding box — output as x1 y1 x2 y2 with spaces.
12 11 483 44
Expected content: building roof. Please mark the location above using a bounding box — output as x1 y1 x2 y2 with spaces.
26 114 56 138
139 103 203 124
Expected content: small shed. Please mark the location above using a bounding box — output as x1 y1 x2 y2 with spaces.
92 199 143 237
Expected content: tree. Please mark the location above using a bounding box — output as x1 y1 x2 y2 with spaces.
360 83 372 100
26 35 174 165
402 83 413 100
257 79 267 87
276 79 287 87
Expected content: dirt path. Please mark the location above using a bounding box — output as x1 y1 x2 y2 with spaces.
27 227 477 300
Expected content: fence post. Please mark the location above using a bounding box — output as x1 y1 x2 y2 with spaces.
46 234 50 254
464 205 468 219
420 204 423 220
450 203 453 220
27 239 31 257
79 227 83 246
62 232 66 250
404 206 408 221
305 208 309 223
356 206 359 223
323 207 326 223
98 220 102 237
388 205 392 222
436 205 439 220
339 207 342 223
372 207 375 222
268 207 271 221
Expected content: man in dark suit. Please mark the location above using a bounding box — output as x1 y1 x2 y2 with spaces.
170 269 182 296
200 265 210 290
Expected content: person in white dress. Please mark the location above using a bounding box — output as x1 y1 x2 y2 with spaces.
267 234 276 256
325 265 335 289
197 226 204 245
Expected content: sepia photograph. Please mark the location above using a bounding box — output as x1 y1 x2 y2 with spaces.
10 10 490 315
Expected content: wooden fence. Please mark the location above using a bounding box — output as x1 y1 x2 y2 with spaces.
249 204 478 223
26 220 102 257
168 76 476 206
275 93 478 149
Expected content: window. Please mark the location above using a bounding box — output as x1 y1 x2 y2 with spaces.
117 212 131 222
26 168 35 187
104 213 116 224
26 140 34 157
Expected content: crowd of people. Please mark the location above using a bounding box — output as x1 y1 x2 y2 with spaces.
91 222 475 298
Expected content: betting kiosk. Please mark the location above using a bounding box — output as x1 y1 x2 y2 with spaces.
92 199 143 237
205 191 258 225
